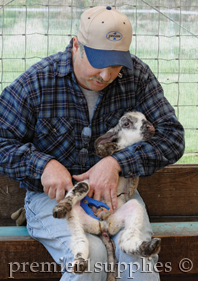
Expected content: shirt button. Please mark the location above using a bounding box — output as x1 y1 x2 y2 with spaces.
128 171 132 176
33 173 37 177
52 128 56 133
78 98 82 102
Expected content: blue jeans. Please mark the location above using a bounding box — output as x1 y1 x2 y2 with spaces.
25 190 160 281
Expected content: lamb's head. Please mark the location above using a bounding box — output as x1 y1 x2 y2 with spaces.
95 111 155 157
118 111 155 145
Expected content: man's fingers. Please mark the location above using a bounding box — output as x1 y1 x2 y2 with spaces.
72 171 89 182
92 190 102 203
41 159 74 201
103 191 113 213
48 187 56 199
43 185 50 195
92 185 114 213
56 187 66 202
55 182 73 202
87 189 94 199
111 189 118 210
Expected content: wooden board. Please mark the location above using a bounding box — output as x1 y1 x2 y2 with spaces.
1 223 198 278
1 276 198 281
138 165 198 217
160 274 198 281
1 233 198 279
155 235 198 275
0 175 26 220
0 239 61 279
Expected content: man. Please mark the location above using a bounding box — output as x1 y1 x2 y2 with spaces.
0 6 184 280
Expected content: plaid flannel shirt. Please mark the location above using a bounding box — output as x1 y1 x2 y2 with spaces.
0 40 185 192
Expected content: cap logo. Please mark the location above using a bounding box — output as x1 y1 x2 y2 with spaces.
106 31 123 41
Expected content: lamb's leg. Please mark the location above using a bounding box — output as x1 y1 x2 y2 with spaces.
95 142 121 157
131 238 161 257
108 200 161 257
100 232 117 281
119 227 161 257
67 208 89 274
74 204 107 235
53 180 90 218
52 181 91 273
68 206 111 274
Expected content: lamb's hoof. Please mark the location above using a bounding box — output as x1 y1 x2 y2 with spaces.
53 202 72 218
96 143 119 157
138 238 161 257
72 258 88 274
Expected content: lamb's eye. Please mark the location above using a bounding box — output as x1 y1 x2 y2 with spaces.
123 122 130 128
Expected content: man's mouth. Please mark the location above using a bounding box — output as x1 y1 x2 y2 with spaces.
90 76 113 84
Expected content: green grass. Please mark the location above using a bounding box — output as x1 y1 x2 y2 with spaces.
0 4 197 164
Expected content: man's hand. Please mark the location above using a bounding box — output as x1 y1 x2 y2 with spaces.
41 159 73 202
72 156 121 213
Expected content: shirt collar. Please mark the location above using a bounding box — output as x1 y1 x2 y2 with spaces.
56 39 73 77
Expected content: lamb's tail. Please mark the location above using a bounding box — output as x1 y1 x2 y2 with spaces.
99 232 117 281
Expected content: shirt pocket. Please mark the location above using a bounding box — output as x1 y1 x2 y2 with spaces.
34 117 76 166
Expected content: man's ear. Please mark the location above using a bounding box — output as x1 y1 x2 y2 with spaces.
72 36 79 55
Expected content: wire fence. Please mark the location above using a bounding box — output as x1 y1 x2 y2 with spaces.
0 0 198 163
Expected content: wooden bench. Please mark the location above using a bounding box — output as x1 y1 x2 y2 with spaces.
0 164 198 281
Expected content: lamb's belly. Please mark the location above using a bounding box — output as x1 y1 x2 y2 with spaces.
116 177 129 194
116 177 138 209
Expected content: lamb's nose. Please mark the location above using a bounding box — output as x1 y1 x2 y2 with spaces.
147 124 155 132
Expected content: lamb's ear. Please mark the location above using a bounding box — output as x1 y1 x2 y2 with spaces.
94 125 120 147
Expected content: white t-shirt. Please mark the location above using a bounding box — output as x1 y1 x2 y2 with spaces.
79 86 100 122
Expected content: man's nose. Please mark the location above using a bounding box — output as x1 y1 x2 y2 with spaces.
99 67 112 82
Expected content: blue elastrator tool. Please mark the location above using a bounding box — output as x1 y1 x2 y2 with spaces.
80 196 110 220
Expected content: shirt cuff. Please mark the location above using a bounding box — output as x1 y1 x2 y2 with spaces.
26 151 55 179
111 147 144 178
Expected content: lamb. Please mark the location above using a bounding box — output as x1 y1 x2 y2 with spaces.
53 111 161 277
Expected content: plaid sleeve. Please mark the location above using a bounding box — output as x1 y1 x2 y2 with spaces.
112 64 185 178
0 78 55 181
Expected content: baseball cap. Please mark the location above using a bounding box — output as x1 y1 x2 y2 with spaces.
77 6 133 69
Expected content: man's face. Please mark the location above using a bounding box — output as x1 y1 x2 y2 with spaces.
72 37 122 91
